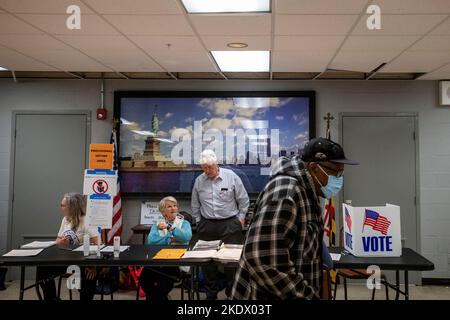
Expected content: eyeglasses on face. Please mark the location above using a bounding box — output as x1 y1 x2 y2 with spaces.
318 163 344 178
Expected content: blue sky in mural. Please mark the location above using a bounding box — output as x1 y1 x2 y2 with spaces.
119 97 311 160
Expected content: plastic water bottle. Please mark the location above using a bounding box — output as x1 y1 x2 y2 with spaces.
83 234 90 257
113 236 120 258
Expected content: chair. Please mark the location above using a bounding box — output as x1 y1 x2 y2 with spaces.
333 227 390 300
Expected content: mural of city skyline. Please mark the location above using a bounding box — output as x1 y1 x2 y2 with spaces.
117 95 313 194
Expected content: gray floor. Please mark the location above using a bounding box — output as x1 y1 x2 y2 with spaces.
0 280 449 300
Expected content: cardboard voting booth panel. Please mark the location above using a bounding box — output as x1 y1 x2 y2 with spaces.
343 203 402 257
86 194 113 229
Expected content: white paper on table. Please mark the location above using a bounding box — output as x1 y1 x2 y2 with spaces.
73 245 105 252
21 241 55 249
181 250 218 259
213 248 242 261
3 249 44 257
330 253 341 261
100 246 130 253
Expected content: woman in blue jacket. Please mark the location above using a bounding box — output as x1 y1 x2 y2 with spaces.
139 196 192 301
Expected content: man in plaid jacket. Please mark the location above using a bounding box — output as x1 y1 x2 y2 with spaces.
231 138 358 300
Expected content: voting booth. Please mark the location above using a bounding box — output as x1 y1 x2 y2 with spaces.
342 203 402 257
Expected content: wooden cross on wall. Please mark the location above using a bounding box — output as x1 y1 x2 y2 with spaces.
323 112 334 140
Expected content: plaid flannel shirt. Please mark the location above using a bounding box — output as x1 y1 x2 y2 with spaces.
231 156 324 300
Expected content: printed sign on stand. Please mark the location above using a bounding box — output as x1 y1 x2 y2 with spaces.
86 194 113 229
140 202 161 225
83 169 117 196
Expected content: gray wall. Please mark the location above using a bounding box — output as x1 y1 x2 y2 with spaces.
0 78 448 278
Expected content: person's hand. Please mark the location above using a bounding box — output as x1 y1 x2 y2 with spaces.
157 222 167 230
239 218 246 229
85 267 97 280
55 236 67 246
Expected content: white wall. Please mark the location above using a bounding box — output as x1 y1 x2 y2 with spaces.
0 78 448 278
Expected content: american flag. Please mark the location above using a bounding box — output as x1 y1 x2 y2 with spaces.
363 209 391 235
345 207 352 232
106 130 122 244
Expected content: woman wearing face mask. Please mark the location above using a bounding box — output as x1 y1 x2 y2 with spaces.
35 193 100 300
231 137 358 300
138 196 192 301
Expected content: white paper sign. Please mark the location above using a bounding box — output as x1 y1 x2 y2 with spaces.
343 203 402 257
140 201 161 225
86 194 113 229
83 169 117 196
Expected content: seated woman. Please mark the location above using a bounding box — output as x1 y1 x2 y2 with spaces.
139 196 192 301
36 192 100 300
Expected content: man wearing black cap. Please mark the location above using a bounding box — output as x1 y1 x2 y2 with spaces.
231 137 358 300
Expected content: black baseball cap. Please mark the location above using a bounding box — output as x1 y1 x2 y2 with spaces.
301 137 359 165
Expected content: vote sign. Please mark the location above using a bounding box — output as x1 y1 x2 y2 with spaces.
343 203 402 257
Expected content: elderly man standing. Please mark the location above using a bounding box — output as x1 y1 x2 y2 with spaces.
191 149 250 300
231 137 358 300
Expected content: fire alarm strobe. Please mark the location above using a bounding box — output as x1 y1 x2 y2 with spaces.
96 108 107 120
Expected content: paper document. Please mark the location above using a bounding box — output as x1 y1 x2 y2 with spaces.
192 240 222 251
153 248 187 260
331 253 341 261
182 244 243 262
21 241 55 249
182 250 218 259
100 246 130 253
3 249 44 257
73 245 105 252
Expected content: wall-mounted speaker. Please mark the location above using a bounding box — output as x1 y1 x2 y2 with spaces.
440 81 450 105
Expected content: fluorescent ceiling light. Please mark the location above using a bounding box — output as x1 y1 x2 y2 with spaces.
211 51 270 72
0 66 8 71
181 0 270 13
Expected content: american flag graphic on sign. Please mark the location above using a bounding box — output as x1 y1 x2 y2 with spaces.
363 209 391 235
345 207 352 232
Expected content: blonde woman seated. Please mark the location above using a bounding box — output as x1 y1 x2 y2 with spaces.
139 196 192 301
36 193 101 300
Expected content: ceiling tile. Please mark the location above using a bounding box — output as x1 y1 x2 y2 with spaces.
83 0 183 15
104 15 194 36
274 35 344 51
130 35 204 52
409 36 450 51
272 51 334 72
374 0 450 14
56 35 164 72
0 0 94 14
431 18 450 35
352 14 447 35
149 51 216 72
202 36 270 50
330 51 399 72
17 14 120 35
190 14 271 36
276 0 368 14
0 34 110 71
340 35 419 52
0 45 58 71
383 51 450 72
0 13 43 34
276 14 358 35
419 62 450 79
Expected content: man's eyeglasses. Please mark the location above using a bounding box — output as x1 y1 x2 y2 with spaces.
318 163 344 178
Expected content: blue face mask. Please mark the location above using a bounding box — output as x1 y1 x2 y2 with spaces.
315 165 344 199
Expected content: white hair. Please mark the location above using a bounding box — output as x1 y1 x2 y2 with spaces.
199 149 218 165
159 196 178 213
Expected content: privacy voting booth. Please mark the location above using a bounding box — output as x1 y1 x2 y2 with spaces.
343 203 402 257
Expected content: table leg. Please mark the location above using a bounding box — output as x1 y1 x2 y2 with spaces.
190 266 195 300
19 266 25 300
404 271 409 300
395 270 400 300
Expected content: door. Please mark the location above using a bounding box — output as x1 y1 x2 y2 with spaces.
9 112 90 262
340 113 419 284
